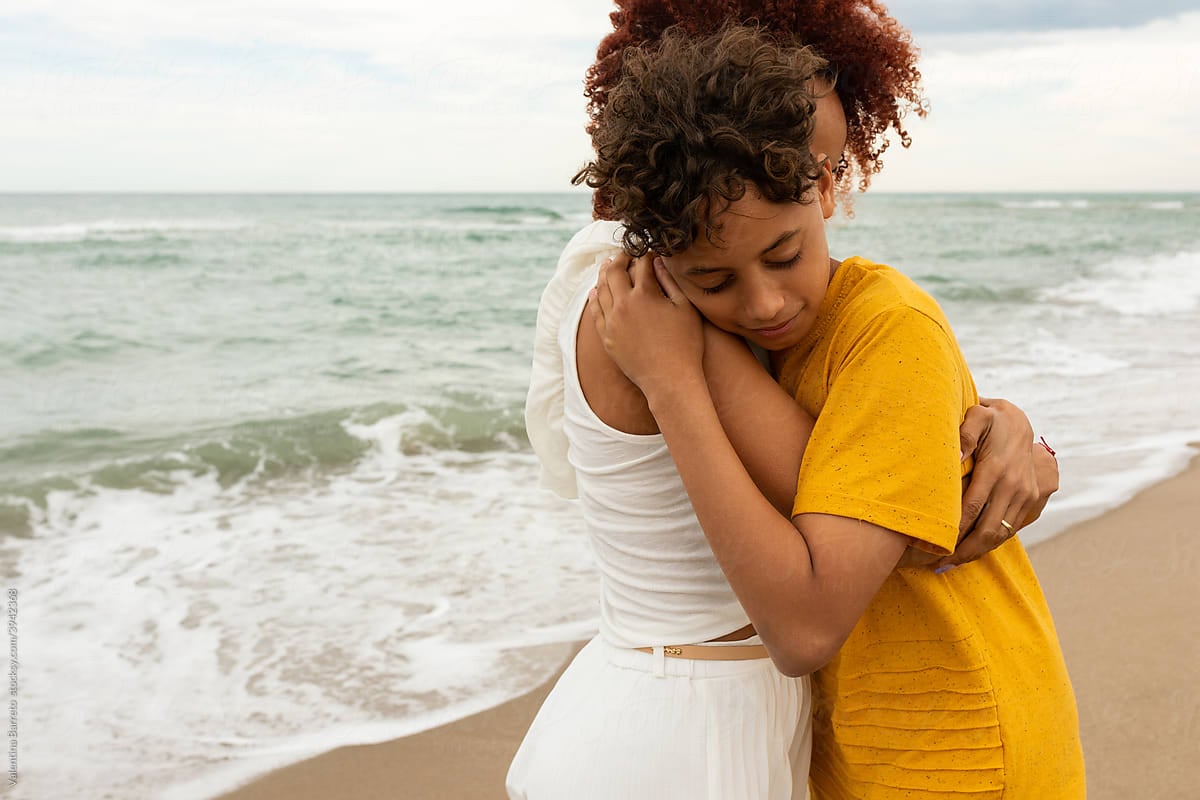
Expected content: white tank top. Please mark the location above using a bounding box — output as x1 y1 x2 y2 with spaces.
559 274 750 648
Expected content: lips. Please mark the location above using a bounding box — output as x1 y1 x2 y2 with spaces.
748 313 798 338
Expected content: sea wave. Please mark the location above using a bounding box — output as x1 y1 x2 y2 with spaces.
998 199 1090 210
0 400 529 539
967 332 1130 390
1038 250 1200 316
445 204 565 219
311 215 586 235
13 329 172 367
0 218 255 244
923 281 1039 304
5 435 594 800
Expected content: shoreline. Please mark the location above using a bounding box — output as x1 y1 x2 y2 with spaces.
204 449 1200 800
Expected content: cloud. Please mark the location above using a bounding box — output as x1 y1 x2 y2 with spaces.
868 13 1200 192
0 2 614 191
2 2 610 123
1 2 1197 192
0 61 598 192
4 1 610 75
886 0 1200 33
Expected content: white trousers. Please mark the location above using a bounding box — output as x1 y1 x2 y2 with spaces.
506 635 812 799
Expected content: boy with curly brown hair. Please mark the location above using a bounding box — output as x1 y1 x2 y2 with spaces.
585 0 927 217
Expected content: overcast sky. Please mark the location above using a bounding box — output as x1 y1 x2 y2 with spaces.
2 1 1198 193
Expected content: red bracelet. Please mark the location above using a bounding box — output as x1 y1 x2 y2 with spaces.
1036 435 1057 460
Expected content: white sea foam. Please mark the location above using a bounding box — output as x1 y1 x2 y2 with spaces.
1028 340 1128 377
1038 250 1200 316
311 215 591 234
1023 430 1200 546
0 218 254 243
10 413 597 800
1144 200 1185 210
998 199 1090 210
965 328 1129 390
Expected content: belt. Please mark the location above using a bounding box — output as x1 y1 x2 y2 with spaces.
633 643 770 661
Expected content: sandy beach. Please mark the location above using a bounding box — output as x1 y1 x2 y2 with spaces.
214 450 1200 800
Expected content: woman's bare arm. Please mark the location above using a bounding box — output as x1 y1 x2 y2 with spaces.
592 256 907 675
931 399 1056 569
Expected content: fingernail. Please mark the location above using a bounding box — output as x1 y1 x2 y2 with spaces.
960 451 967 462
934 564 956 575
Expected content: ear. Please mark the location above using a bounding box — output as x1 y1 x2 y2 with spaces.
815 154 836 220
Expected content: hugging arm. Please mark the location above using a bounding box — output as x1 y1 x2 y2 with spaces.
596 254 1058 567
700 301 1056 570
593 256 1058 674
932 399 1057 568
700 322 815 516
593 256 910 675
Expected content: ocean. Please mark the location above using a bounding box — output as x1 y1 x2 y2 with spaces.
2 192 1198 798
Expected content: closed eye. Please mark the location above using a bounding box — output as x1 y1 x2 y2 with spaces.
699 253 800 295
700 276 734 295
765 253 802 269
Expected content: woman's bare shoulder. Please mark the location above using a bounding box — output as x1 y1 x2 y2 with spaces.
575 295 659 435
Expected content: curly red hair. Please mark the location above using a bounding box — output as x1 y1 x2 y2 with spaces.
585 0 927 217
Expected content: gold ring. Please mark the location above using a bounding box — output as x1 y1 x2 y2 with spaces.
1000 519 1015 535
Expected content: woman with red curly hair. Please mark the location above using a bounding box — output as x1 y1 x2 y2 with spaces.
585 0 928 217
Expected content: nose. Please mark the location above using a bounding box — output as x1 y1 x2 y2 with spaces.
742 272 786 324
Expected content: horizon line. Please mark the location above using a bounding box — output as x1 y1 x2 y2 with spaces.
1 189 1197 197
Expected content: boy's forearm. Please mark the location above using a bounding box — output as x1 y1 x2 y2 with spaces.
701 327 814 515
641 363 908 676
641 373 819 653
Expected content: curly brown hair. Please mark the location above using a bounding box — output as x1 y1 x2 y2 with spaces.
585 0 926 217
573 26 827 257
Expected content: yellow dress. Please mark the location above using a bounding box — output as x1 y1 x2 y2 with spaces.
776 257 1086 799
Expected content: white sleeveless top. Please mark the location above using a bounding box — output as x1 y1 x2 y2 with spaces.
553 266 749 648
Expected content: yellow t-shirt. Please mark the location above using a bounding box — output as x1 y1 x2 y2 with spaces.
776 257 1085 799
